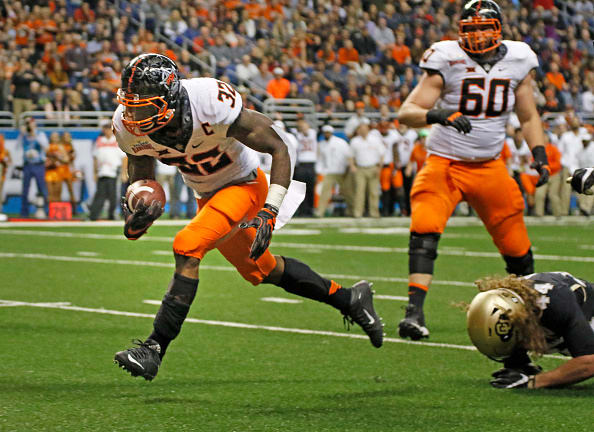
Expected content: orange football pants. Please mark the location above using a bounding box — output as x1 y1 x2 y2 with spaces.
173 168 277 285
520 173 538 196
410 155 530 257
380 164 404 190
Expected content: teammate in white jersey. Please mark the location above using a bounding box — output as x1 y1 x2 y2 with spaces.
396 0 550 341
111 54 383 380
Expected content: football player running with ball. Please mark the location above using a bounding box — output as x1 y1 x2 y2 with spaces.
397 0 549 340
467 272 594 389
112 54 383 380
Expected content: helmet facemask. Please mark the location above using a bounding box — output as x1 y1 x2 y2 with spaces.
117 89 175 136
459 15 502 55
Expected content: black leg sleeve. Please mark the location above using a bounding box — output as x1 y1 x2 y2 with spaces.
277 257 351 311
150 273 198 358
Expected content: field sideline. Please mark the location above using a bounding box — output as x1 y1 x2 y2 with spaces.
0 217 593 431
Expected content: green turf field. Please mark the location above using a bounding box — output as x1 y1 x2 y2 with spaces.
1 217 593 431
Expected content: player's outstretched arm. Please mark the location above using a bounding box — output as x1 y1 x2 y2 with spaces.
490 355 594 389
228 109 292 260
533 354 594 389
515 75 549 187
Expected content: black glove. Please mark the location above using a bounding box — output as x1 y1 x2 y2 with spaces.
569 168 594 195
426 109 472 134
490 369 536 389
121 197 163 240
530 146 550 187
492 363 542 379
239 204 277 260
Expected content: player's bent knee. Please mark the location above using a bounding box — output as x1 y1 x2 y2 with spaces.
409 232 441 274
174 253 200 277
503 248 534 276
262 256 285 285
173 228 212 260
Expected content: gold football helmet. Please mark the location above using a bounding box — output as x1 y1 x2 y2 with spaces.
467 288 525 361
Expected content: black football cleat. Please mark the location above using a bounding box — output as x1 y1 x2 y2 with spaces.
398 305 429 340
114 339 162 381
343 280 384 348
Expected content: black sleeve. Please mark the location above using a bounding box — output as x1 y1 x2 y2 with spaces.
503 350 532 369
562 313 594 357
542 286 594 357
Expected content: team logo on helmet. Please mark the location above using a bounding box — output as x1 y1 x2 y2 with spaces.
494 313 513 341
117 54 180 136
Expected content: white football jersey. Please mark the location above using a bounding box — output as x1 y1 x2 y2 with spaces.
420 40 539 161
113 77 260 196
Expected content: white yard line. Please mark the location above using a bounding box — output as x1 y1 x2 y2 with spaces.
76 251 99 257
2 215 592 228
0 252 474 287
260 297 303 304
375 295 408 301
0 298 565 360
1 229 592 263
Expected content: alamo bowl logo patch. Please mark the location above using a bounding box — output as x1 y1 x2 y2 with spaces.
494 314 513 342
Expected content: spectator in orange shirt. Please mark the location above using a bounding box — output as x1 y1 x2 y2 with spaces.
545 62 566 91
405 129 428 177
266 67 291 99
337 40 359 65
263 1 284 21
317 41 337 63
533 0 554 9
392 33 411 65
74 2 96 22
520 140 562 217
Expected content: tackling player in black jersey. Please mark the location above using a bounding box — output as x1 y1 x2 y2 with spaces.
467 272 594 389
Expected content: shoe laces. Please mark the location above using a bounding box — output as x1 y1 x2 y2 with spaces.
130 339 161 354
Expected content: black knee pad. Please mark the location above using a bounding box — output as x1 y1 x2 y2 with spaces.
153 274 198 340
408 232 440 275
504 249 534 276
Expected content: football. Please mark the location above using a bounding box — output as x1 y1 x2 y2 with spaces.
125 179 167 212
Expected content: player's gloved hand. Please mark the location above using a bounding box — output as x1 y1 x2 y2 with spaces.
530 146 550 187
492 362 542 379
426 109 472 134
568 167 594 195
121 197 163 240
490 369 536 389
239 204 277 260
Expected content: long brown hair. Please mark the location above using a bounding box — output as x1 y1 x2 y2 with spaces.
475 275 548 356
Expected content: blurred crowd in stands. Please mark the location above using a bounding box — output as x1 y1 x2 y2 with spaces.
1 0 594 119
0 0 593 218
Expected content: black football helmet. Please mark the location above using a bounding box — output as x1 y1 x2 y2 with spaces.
117 54 181 136
459 0 503 55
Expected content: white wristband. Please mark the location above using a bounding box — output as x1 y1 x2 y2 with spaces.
265 183 288 211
